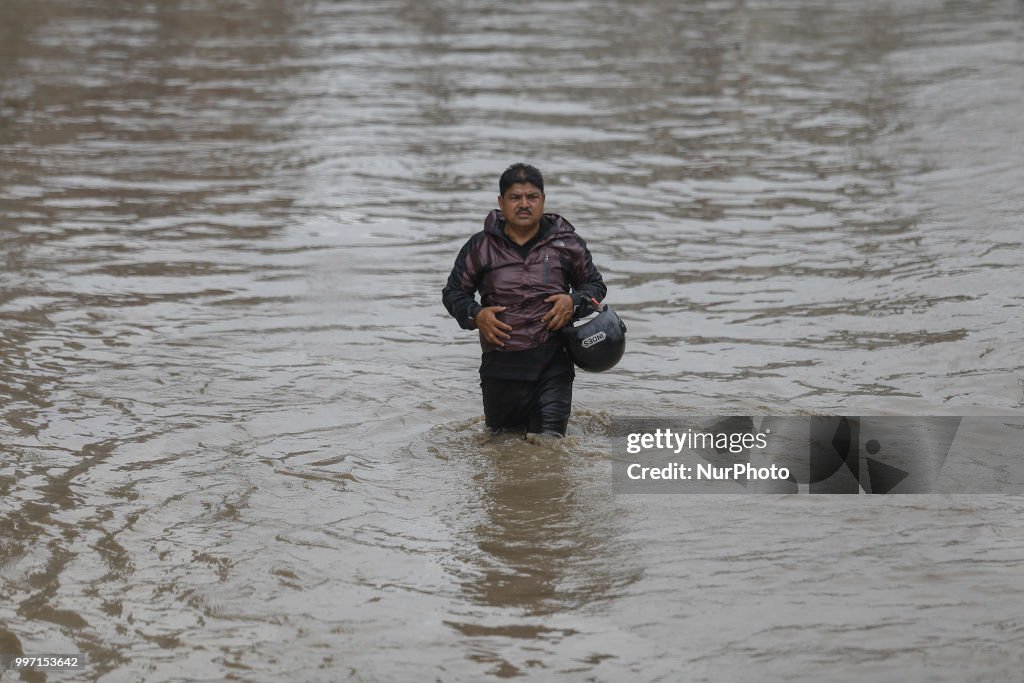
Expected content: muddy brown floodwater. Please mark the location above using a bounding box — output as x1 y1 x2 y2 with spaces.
1 0 1023 681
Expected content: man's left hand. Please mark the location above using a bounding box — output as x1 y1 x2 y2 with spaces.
542 294 574 331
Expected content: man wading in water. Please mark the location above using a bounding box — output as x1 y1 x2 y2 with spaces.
443 163 607 438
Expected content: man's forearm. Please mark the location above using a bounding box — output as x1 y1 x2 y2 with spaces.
442 285 482 330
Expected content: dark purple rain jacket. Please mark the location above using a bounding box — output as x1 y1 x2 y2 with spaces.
442 209 607 355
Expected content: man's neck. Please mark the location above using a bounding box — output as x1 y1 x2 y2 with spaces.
504 219 542 246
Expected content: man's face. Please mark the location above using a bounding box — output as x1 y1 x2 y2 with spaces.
498 182 545 232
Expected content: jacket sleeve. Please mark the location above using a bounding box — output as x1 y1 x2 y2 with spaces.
442 234 484 330
568 234 607 309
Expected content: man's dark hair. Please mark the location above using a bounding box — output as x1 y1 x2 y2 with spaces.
499 163 544 196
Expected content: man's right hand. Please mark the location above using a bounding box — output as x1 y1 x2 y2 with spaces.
475 306 511 347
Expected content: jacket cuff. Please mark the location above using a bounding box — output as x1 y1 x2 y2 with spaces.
466 302 482 329
572 292 591 309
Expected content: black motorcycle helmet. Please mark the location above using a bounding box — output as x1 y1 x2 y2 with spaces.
561 303 627 372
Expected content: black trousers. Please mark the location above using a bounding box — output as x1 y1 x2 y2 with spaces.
480 362 574 436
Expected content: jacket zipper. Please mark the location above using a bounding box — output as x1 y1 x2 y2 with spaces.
543 251 550 284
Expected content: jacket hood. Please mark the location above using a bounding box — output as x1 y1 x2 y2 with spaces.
484 209 577 240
